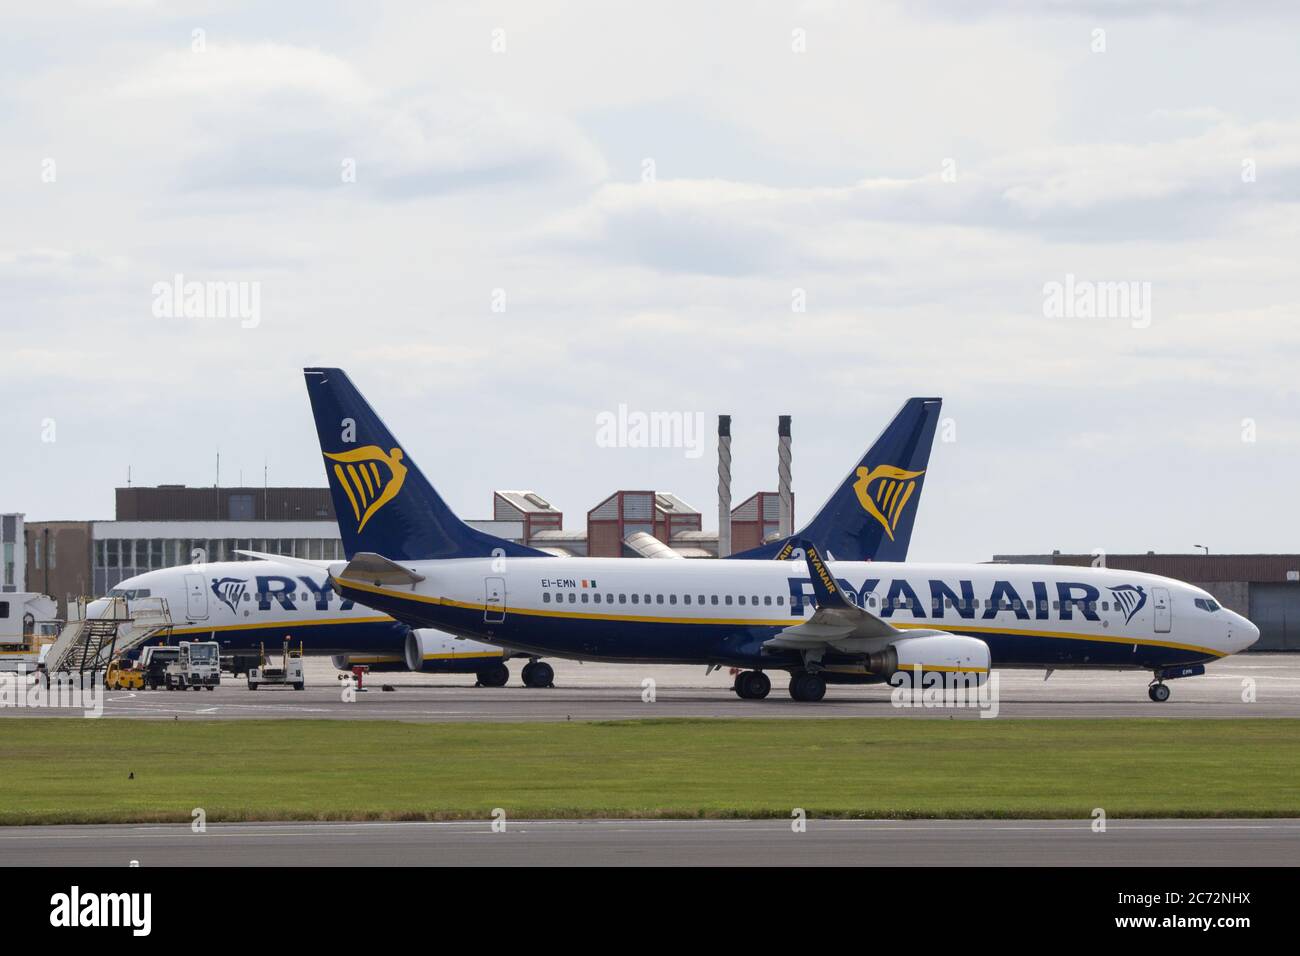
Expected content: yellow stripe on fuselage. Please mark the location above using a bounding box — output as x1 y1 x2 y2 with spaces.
169 615 392 636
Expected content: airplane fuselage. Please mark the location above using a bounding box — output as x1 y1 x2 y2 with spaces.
90 561 506 672
334 557 1258 677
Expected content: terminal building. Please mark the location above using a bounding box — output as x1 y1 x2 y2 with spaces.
994 552 1300 651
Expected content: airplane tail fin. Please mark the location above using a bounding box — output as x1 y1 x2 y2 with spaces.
304 368 550 561
729 397 942 562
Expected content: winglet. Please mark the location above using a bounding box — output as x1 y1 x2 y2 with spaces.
801 539 852 610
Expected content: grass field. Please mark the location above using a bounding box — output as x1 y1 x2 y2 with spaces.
0 718 1297 825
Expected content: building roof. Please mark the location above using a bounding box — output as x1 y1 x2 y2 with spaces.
493 491 560 515
115 486 335 522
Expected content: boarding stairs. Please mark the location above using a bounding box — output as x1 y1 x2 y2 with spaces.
44 597 175 678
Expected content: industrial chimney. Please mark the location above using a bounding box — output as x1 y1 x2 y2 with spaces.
778 415 793 538
717 415 732 558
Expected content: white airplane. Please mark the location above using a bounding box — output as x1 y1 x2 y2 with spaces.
299 367 1260 703
91 559 539 686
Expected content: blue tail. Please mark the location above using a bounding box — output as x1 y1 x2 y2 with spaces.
728 397 942 562
304 368 550 561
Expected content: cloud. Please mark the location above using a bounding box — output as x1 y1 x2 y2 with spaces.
107 42 607 197
535 115 1300 278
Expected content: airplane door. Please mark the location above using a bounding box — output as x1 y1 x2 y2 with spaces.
1152 586 1171 633
484 577 506 623
185 574 208 620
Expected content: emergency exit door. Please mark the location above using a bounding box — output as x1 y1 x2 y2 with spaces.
484 577 506 623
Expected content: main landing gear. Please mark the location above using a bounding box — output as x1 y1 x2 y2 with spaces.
475 662 510 688
733 670 771 700
1148 680 1171 703
788 672 827 703
521 660 555 688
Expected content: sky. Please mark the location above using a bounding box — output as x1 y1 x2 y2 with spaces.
2 1 1298 563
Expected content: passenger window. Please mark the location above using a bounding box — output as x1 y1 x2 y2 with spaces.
568 593 576 603
725 596 733 606
669 595 677 605
711 595 719 605
543 593 551 603
656 595 664 604
619 594 627 603
581 593 589 603
763 595 772 606
738 596 746 606
631 594 639 604
776 596 784 606
683 595 691 605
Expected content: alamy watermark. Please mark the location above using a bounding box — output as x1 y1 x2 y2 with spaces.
596 405 706 459
889 667 1000 718
1043 273 1151 329
1 673 104 718
152 273 261 329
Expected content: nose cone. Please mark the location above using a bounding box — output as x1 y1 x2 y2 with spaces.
1226 611 1260 654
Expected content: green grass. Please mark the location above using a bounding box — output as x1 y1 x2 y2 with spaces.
0 718 1296 824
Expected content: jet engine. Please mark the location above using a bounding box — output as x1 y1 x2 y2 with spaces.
867 633 991 684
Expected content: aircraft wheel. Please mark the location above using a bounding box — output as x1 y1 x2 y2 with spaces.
521 661 554 688
1148 683 1170 702
788 672 827 703
476 662 510 688
734 671 771 700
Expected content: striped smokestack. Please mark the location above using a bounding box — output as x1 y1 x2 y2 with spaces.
717 414 732 558
778 415 792 537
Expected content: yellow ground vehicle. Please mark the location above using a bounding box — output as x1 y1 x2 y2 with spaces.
105 659 145 690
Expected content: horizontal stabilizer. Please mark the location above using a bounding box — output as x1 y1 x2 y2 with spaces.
337 552 426 587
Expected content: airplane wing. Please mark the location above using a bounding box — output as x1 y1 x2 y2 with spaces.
763 540 932 651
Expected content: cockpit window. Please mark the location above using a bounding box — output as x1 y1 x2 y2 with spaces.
107 588 151 600
1194 598 1221 612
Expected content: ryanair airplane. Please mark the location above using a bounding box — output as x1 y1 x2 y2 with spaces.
90 382 943 689
301 368 1259 703
91 560 524 684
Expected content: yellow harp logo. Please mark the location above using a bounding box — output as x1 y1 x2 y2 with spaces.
324 445 408 532
852 464 925 541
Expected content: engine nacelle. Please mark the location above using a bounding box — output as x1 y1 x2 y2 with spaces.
867 633 991 686
330 654 408 673
404 629 506 673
